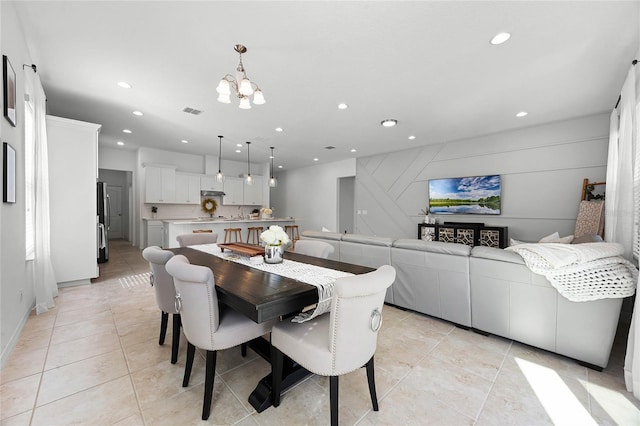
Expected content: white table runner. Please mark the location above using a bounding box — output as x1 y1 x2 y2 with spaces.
189 244 353 322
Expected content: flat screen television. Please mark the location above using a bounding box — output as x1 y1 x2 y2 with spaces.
428 175 501 215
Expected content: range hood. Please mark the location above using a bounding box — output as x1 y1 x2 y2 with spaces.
200 190 225 197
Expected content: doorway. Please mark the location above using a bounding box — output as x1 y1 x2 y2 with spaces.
338 176 355 234
107 186 123 239
98 169 132 241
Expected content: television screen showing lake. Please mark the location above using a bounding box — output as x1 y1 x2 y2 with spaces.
428 175 501 215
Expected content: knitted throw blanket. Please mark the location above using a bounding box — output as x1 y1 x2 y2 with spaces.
506 242 638 301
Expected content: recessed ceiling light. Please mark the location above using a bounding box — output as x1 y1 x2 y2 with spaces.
408 135 416 140
132 110 143 116
235 149 241 153
278 165 283 169
381 119 397 127
490 32 511 45
516 111 528 117
275 127 283 132
122 129 132 134
181 139 189 144
236 143 242 147
117 141 125 146
313 158 319 162
338 103 348 110
350 149 357 153
117 81 132 89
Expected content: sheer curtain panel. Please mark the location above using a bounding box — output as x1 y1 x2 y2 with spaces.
619 63 640 400
25 70 58 314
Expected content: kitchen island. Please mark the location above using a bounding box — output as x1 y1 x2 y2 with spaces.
159 217 295 248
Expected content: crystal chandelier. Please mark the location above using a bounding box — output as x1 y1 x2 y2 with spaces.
216 44 265 109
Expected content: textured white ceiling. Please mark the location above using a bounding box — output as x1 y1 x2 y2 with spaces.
14 1 640 170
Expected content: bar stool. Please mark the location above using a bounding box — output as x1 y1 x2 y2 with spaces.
223 228 242 243
284 225 300 246
246 226 263 244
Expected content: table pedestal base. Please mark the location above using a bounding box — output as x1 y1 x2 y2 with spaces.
247 337 312 413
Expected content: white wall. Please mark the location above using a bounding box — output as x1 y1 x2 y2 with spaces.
355 113 610 241
0 2 38 366
270 158 356 233
273 114 610 242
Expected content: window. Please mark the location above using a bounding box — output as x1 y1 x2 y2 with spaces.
24 100 35 260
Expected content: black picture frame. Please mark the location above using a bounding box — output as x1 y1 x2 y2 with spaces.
3 55 17 127
3 142 16 203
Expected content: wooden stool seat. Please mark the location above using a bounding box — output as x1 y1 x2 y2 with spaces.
246 227 263 244
284 225 300 247
223 228 242 243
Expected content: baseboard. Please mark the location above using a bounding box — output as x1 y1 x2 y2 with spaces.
0 301 35 369
57 279 91 288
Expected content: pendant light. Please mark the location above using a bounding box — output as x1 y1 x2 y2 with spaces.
216 135 225 183
268 146 277 188
245 141 253 185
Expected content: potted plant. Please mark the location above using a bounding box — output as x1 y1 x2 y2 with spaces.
260 207 273 219
151 206 158 218
250 208 260 219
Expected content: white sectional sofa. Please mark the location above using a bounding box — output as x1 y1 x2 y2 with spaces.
301 230 631 369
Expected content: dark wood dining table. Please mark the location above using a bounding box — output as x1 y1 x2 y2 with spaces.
168 245 374 412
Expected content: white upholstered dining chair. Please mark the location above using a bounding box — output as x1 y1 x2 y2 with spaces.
165 254 276 421
176 232 218 247
271 264 396 425
294 239 335 259
141 246 181 364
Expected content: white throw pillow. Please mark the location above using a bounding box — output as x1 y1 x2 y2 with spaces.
538 232 560 243
509 238 527 246
538 232 574 244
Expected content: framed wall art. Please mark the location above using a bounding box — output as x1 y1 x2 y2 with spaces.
3 142 16 203
3 55 17 127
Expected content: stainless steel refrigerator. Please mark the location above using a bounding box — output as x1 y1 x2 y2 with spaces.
97 181 110 263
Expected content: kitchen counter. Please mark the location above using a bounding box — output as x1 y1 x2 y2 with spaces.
157 218 296 248
160 217 293 225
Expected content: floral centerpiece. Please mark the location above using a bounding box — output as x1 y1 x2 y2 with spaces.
260 225 290 264
260 207 273 219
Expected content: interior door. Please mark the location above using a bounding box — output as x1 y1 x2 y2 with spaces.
107 186 123 239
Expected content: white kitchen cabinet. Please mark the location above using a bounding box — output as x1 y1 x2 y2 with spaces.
47 115 101 284
175 173 201 204
243 176 263 205
146 220 164 248
145 166 175 203
222 177 244 205
201 175 224 192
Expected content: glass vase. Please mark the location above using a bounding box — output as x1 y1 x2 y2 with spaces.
264 244 283 264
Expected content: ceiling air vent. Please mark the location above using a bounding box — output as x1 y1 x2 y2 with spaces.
182 107 203 115
324 146 336 150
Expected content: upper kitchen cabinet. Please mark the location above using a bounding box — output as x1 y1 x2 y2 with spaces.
47 115 101 285
222 177 244 205
201 175 224 192
175 173 200 204
243 176 263 205
145 165 175 203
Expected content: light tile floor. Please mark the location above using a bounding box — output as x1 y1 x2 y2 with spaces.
1 239 640 425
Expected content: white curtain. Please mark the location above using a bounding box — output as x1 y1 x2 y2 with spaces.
25 71 58 314
606 67 636 260
621 62 640 399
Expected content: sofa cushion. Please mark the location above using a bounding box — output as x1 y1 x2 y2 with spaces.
471 246 525 265
392 239 471 256
341 234 394 247
301 230 343 241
